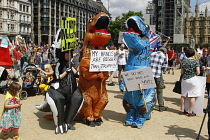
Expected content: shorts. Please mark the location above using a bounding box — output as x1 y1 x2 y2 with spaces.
168 60 174 66
118 65 125 71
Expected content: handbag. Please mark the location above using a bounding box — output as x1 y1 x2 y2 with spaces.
207 74 210 83
173 81 181 94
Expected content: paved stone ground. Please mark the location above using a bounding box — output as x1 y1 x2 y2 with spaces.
0 69 209 140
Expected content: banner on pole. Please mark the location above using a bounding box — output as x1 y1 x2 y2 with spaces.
122 67 156 91
61 17 76 52
89 50 118 72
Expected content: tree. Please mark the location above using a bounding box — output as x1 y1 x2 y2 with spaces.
108 11 144 47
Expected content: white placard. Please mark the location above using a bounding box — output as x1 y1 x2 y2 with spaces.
184 76 206 115
89 50 118 72
118 32 124 44
122 67 156 91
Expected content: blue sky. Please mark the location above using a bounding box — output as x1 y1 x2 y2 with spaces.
191 0 209 12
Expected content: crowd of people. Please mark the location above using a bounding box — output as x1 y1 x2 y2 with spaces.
9 43 55 82
1 37 210 138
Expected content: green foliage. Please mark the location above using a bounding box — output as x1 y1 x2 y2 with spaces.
168 43 210 52
196 43 210 48
168 43 189 52
108 11 144 47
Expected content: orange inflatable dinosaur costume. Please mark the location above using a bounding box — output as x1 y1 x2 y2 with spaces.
77 12 111 127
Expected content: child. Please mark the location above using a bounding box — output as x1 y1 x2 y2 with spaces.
0 82 22 140
37 64 54 91
22 71 35 87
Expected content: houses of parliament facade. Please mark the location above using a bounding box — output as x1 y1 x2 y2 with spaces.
185 3 210 44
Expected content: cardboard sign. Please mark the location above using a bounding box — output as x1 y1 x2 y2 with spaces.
122 67 156 91
89 50 118 72
61 17 76 52
118 32 124 44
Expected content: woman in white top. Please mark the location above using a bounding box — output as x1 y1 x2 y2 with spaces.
118 44 127 83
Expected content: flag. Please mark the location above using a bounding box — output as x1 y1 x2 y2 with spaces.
0 47 13 69
149 30 160 51
0 37 13 69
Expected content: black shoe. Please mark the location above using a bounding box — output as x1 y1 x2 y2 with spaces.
12 77 18 80
159 106 167 112
94 118 103 126
179 110 188 115
108 83 115 86
203 108 208 113
187 112 196 117
88 121 95 127
83 120 95 127
13 78 19 82
67 124 76 130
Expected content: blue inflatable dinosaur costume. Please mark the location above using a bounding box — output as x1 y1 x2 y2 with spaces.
121 16 156 128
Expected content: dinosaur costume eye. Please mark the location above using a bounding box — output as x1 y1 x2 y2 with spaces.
89 19 92 23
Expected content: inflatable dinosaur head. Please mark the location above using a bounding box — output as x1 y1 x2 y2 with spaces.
125 16 150 37
123 16 151 59
84 12 111 49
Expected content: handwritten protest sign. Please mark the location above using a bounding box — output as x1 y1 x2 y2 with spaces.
122 67 156 91
61 17 76 52
90 50 118 72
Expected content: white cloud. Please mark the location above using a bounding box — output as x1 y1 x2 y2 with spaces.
101 0 150 20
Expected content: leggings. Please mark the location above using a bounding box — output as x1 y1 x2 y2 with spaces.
206 83 210 96
208 99 210 135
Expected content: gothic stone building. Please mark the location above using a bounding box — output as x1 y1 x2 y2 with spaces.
185 3 210 44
